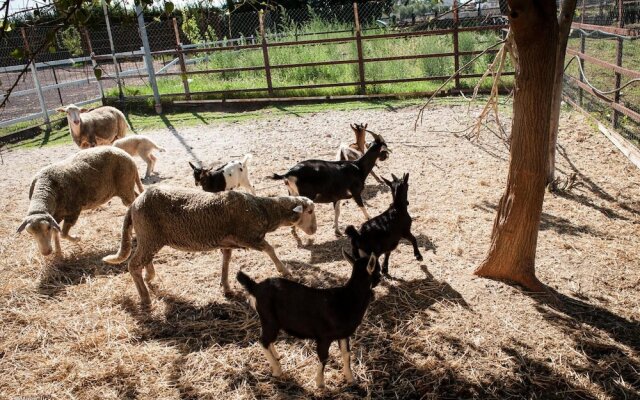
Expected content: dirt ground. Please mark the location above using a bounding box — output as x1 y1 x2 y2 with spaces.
0 104 638 399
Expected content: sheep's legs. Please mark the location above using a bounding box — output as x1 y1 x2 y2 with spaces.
339 338 355 384
128 246 156 305
220 249 233 295
259 240 290 276
52 230 62 256
60 216 80 242
405 231 423 261
333 201 342 236
144 263 156 283
315 340 330 388
291 226 303 247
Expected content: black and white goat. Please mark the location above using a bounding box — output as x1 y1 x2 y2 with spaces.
189 154 255 194
237 250 381 388
272 132 390 236
336 123 389 183
345 173 423 275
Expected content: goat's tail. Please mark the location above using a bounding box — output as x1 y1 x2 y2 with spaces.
236 271 258 295
271 173 287 180
103 207 134 264
345 225 360 240
241 153 252 165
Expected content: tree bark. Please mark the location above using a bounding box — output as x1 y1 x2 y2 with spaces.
547 0 578 185
474 0 559 291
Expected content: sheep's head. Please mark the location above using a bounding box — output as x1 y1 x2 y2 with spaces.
56 104 87 128
16 213 61 256
367 131 391 161
188 162 209 186
342 249 381 289
383 173 409 207
292 197 317 235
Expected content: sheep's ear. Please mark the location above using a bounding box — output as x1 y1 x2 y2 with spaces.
342 248 355 266
80 108 89 113
292 205 303 214
56 107 66 113
366 254 377 275
382 177 393 187
16 219 29 234
47 216 61 232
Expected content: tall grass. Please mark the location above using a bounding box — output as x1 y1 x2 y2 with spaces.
109 17 508 99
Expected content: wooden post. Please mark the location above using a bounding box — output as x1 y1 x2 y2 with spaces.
612 0 624 128
354 2 366 95
578 0 586 106
259 11 274 96
83 27 104 100
20 27 50 129
173 18 191 100
452 0 460 90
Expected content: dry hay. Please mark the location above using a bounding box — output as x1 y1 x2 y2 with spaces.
0 104 639 399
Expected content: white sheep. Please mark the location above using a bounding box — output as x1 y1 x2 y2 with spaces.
56 104 128 149
103 187 317 304
17 147 144 256
112 135 165 179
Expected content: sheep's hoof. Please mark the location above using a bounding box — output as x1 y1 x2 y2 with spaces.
63 234 81 242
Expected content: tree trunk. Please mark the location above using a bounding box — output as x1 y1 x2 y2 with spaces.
547 0 578 185
474 0 559 292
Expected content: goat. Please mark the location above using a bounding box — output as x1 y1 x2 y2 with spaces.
272 131 390 237
336 123 389 183
17 147 143 256
103 187 317 304
345 173 422 275
112 135 165 179
56 104 128 149
189 154 255 194
237 250 381 388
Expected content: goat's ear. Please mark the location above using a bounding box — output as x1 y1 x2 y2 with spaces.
350 123 357 131
391 173 399 181
292 205 303 214
366 254 377 275
16 219 29 234
403 173 409 183
342 248 355 266
382 176 393 187
188 161 197 171
364 123 368 129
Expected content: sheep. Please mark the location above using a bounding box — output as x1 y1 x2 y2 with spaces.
237 250 381 388
335 123 389 183
16 147 144 256
272 131 390 237
112 135 165 179
56 104 128 149
102 187 317 304
189 154 255 194
345 173 423 275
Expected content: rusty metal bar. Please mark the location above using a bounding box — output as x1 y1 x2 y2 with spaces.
566 49 640 79
452 0 460 89
173 18 191 100
566 75 640 123
612 0 624 128
354 3 366 94
260 11 274 95
571 22 639 36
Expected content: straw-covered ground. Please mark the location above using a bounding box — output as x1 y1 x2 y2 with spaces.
0 103 638 399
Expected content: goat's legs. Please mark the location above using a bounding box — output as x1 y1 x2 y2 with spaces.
339 338 355 384
60 214 81 242
260 325 282 377
315 339 331 388
240 174 256 195
269 343 281 360
352 194 371 221
333 201 342 236
405 231 423 261
382 251 391 275
369 169 384 184
258 240 290 276
220 249 233 295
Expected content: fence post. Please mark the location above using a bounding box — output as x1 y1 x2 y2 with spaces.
135 2 162 113
83 27 105 101
578 0 586 106
452 0 460 91
353 2 366 95
20 27 50 130
102 0 124 102
612 0 624 128
173 18 191 100
259 10 274 96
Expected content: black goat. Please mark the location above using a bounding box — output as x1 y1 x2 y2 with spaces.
189 154 255 194
272 131 389 236
237 250 381 388
345 173 423 275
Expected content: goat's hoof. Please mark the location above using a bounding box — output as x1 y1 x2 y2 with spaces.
272 369 283 378
334 230 342 237
416 254 424 262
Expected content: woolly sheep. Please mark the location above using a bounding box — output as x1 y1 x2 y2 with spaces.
57 104 128 149
112 135 166 179
103 187 317 304
17 147 144 256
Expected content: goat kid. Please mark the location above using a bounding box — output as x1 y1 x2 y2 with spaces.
189 154 255 194
272 131 389 237
345 173 422 275
237 250 381 388
336 123 389 183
